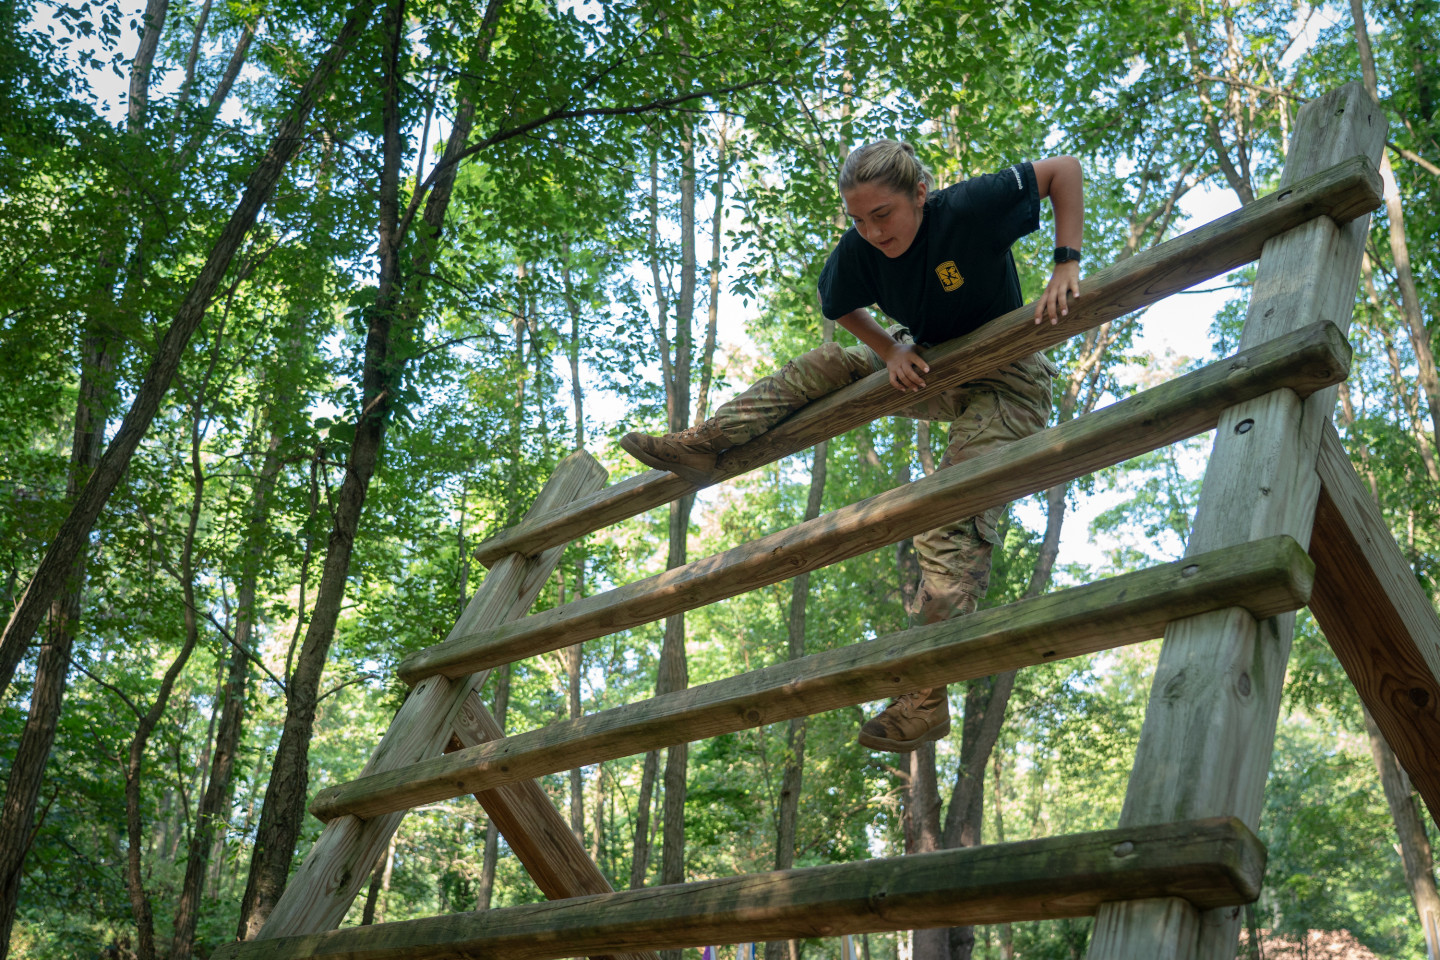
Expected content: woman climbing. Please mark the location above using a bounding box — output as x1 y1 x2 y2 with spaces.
621 140 1084 752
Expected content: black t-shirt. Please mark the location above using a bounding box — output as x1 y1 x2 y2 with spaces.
817 161 1040 345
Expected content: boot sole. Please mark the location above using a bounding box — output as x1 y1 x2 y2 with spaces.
857 717 952 753
619 434 719 485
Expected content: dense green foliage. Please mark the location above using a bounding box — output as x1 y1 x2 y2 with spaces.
3 0 1440 956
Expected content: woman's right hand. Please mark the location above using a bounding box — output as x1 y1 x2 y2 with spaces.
883 341 930 392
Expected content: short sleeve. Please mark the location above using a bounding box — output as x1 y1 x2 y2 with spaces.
949 161 1040 252
817 232 875 321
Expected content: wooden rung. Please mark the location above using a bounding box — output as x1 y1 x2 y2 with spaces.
314 537 1311 822
399 322 1350 685
1309 420 1440 822
209 817 1264 960
472 156 1381 568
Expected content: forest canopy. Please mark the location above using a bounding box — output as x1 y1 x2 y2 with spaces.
2 0 1439 957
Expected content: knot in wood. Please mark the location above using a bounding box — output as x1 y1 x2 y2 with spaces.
1410 687 1431 709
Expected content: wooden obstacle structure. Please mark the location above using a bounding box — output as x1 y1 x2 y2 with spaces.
213 82 1440 960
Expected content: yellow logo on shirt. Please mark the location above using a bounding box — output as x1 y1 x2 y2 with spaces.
935 261 964 292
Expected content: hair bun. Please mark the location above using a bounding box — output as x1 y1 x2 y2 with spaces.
837 139 935 198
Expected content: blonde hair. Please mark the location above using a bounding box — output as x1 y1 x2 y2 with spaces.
837 139 934 198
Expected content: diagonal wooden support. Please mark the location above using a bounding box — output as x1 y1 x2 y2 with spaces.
472 156 1382 568
212 818 1265 960
445 693 660 960
447 691 635 903
1309 420 1440 822
314 537 1313 822
254 451 649 958
401 322 1350 684
1087 82 1385 960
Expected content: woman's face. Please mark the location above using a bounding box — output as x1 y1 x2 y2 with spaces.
842 180 928 258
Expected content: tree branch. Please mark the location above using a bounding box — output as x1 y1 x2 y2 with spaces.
398 76 777 239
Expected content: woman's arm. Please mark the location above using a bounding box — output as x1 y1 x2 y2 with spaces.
1032 155 1085 325
835 306 930 392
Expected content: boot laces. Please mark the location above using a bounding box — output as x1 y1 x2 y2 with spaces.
892 690 929 716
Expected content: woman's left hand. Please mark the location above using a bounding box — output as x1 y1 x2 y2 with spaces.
1035 261 1080 325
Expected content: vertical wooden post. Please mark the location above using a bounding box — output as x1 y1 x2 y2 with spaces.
255 450 608 938
1086 83 1384 960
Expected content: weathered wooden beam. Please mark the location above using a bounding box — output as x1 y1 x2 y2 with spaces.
448 694 659 960
472 155 1382 569
1309 420 1440 823
254 451 609 940
314 537 1311 822
211 818 1264 960
1087 82 1385 960
400 322 1349 685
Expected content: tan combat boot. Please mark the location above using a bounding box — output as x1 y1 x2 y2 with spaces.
620 419 730 484
857 686 951 752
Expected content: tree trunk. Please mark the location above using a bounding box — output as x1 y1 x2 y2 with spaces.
171 430 282 960
941 324 1110 960
0 308 120 959
475 662 511 911
361 833 396 924
560 239 586 452
567 563 585 845
235 0 414 933
0 12 375 939
233 0 514 930
126 380 211 960
628 122 708 928
1363 708 1440 960
629 749 660 889
0 0 183 942
591 759 606 876
888 425 946 960
765 320 831 960
0 0 376 704
695 117 727 425
1350 0 1440 458
655 121 699 960
907 742 946 960
992 751 1014 960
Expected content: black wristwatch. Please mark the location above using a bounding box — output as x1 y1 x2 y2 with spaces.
1053 246 1082 265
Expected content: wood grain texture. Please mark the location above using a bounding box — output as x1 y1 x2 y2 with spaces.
449 694 659 960
211 818 1265 960
1088 82 1386 960
315 537 1312 822
255 451 608 940
400 323 1349 685
1310 420 1440 823
1089 899 1200 960
472 155 1382 568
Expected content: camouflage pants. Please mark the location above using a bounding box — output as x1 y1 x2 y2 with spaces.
712 325 1054 625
